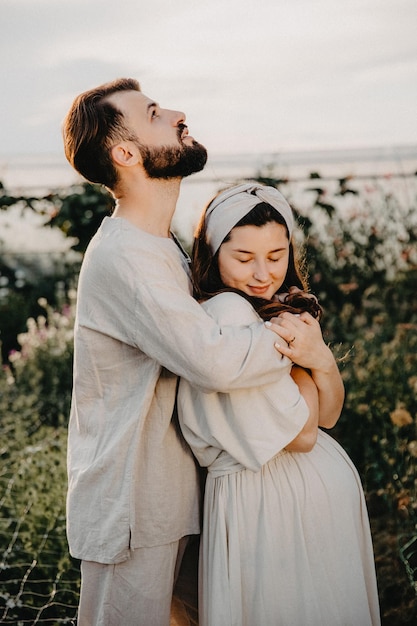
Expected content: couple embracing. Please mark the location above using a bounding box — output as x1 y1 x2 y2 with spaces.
64 78 380 626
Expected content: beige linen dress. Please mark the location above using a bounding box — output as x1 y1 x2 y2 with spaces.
178 292 380 626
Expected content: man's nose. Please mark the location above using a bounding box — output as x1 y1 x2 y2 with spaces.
169 109 186 126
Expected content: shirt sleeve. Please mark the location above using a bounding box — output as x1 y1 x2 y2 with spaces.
80 229 291 393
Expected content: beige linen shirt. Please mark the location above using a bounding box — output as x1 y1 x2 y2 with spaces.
67 216 290 564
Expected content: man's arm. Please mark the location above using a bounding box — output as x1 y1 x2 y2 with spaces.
82 239 287 393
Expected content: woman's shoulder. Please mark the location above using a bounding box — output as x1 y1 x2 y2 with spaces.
202 292 261 326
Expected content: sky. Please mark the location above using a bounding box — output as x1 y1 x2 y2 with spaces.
1 0 417 160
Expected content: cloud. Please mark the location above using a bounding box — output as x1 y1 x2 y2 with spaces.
1 0 417 156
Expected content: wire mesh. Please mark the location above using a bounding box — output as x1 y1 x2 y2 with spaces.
0 419 80 624
399 533 417 596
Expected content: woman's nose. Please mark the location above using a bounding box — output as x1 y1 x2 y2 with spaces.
253 262 269 281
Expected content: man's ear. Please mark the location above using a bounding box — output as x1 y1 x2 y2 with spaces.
110 142 140 168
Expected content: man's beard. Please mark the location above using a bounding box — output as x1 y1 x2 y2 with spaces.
137 139 208 180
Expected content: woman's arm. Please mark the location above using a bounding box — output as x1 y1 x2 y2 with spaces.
308 348 344 429
267 311 345 429
285 366 319 452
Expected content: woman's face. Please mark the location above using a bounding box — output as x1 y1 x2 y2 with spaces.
217 221 289 300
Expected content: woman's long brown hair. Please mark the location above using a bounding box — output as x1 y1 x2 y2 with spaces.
191 200 322 321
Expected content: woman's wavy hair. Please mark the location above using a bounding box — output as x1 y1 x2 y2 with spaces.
191 198 322 321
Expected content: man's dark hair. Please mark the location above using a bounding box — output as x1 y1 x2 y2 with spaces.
63 78 140 190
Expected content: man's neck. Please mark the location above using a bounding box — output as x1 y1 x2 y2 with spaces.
112 176 181 237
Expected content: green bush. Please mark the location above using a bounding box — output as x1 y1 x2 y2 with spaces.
0 294 79 622
341 319 417 512
7 295 75 428
1 173 417 616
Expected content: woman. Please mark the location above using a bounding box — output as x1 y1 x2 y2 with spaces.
178 183 380 626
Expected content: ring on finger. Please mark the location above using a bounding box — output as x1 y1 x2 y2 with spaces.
288 336 296 345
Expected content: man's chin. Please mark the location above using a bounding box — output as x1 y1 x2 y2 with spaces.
182 143 208 176
140 141 208 179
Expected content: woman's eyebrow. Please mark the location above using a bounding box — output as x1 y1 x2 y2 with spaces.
233 246 286 253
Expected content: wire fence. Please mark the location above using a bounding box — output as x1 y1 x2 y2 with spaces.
0 419 80 624
0 528 79 625
400 535 417 596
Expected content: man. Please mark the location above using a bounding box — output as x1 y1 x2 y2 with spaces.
63 78 292 625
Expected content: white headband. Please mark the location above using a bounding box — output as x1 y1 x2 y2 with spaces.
205 183 294 254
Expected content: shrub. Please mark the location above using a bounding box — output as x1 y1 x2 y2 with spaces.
0 293 79 622
7 293 75 428
341 321 417 518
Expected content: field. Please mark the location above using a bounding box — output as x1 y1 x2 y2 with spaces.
1 167 417 623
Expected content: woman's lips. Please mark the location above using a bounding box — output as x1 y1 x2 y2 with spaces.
248 285 271 296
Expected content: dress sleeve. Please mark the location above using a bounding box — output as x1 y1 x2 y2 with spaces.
178 293 309 471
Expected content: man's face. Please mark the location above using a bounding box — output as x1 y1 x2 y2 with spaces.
108 90 207 178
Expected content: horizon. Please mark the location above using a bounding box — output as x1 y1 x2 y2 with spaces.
2 140 417 160
1 144 416 255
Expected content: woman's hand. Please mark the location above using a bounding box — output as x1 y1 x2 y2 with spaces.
267 311 345 428
268 311 330 371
